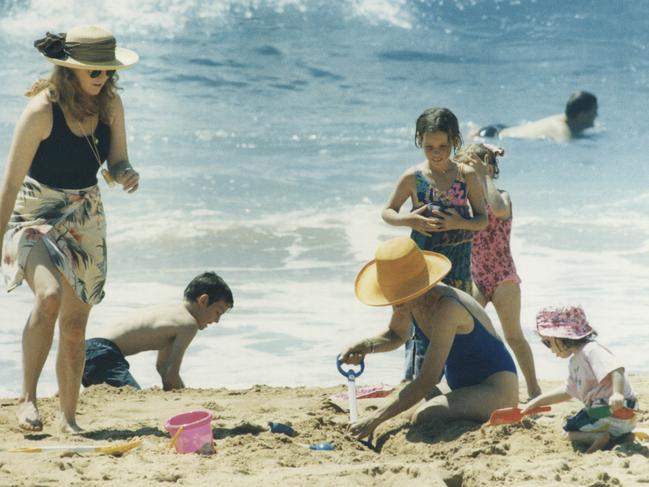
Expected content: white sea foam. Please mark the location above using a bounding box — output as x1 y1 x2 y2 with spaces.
0 0 415 42
0 0 224 38
350 0 413 30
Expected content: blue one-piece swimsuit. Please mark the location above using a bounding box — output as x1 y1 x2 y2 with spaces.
413 297 517 390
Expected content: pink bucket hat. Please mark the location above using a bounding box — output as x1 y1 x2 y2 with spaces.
536 305 594 339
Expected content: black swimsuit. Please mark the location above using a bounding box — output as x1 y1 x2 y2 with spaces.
29 103 110 189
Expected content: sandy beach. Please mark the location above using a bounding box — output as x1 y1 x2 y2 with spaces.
0 378 647 487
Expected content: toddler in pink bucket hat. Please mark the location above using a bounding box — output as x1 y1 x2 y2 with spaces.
535 305 594 340
521 305 638 453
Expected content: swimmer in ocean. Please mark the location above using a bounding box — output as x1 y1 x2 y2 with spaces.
472 91 598 143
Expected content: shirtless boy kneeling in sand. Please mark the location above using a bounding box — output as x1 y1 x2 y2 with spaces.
82 271 233 391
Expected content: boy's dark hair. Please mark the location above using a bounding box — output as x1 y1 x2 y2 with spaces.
184 272 234 307
415 107 463 151
565 91 597 120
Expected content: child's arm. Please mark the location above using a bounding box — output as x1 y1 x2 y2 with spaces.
521 386 572 413
485 180 511 220
608 368 626 411
427 167 488 232
156 328 196 390
382 171 417 225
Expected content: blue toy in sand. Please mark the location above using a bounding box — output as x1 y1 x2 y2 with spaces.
268 422 297 437
336 354 364 380
308 441 335 451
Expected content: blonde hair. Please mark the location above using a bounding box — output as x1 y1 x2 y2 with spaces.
25 66 119 122
455 143 499 178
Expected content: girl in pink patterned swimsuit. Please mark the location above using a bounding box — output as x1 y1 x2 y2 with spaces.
456 143 541 399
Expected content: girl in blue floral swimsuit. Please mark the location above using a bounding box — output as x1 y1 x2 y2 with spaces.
382 107 488 379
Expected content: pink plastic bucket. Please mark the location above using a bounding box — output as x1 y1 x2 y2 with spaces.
164 410 213 454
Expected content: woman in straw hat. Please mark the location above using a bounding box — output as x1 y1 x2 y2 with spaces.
0 25 139 433
340 236 518 440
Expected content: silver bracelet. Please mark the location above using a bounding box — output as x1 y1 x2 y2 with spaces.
365 339 375 354
108 160 132 179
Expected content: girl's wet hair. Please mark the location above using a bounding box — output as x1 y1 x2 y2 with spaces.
455 143 500 178
415 107 463 151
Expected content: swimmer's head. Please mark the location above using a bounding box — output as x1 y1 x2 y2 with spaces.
565 91 598 131
456 143 500 178
415 107 462 153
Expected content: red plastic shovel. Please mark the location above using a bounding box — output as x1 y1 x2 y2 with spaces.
485 405 552 427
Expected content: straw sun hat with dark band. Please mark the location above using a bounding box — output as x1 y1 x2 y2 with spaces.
355 236 451 306
34 25 138 70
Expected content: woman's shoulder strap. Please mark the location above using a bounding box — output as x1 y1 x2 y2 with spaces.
50 101 65 122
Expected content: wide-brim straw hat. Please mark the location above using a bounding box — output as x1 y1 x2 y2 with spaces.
355 236 451 306
34 25 138 70
536 305 594 339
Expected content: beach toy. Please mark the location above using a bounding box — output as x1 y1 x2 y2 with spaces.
336 354 365 423
164 410 214 454
7 439 142 455
484 405 552 427
299 441 335 451
168 425 184 449
633 428 649 442
586 405 635 420
329 385 394 402
269 422 296 437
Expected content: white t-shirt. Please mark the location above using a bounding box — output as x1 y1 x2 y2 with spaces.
564 340 636 407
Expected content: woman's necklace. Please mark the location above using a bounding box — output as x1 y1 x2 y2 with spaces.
76 119 115 187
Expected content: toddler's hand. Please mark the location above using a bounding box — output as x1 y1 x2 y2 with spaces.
608 392 625 412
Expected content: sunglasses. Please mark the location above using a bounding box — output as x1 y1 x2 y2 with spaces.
89 70 116 79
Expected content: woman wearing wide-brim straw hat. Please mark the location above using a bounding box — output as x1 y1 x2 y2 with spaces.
0 25 139 433
340 236 519 440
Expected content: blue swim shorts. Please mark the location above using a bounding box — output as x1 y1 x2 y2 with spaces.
82 337 141 389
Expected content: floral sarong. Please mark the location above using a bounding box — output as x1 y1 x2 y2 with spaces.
2 176 107 305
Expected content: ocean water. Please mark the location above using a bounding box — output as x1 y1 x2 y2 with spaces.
1 0 648 397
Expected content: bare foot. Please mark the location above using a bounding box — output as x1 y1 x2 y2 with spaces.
586 432 610 453
16 400 43 431
58 414 83 434
526 387 542 402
